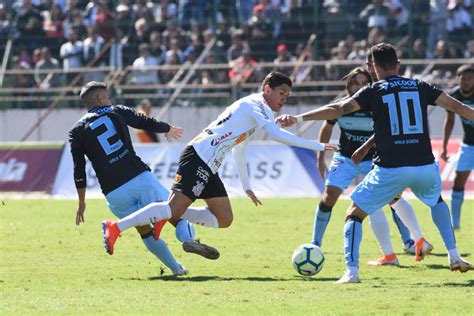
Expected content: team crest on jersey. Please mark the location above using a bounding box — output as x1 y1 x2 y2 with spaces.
192 181 205 197
174 174 182 184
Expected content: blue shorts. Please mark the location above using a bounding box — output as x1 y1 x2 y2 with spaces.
351 162 442 215
105 171 170 219
456 143 474 172
326 153 373 190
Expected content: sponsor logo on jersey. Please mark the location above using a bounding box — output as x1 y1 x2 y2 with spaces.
192 181 205 197
210 132 233 146
196 166 209 181
380 79 417 90
235 128 256 144
0 158 27 182
174 174 182 184
258 102 269 119
344 132 370 143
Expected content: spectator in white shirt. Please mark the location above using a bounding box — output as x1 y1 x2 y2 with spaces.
131 43 159 85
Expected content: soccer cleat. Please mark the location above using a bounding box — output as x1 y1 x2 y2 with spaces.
450 258 472 273
403 239 416 255
367 253 400 266
153 219 168 240
414 237 433 261
182 240 220 260
102 220 121 255
172 263 189 276
335 270 361 284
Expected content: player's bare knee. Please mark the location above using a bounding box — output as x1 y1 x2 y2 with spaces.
322 186 341 206
217 213 233 228
345 204 367 222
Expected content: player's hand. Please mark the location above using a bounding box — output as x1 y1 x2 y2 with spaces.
166 126 183 140
245 190 262 206
275 114 297 128
317 160 327 179
323 143 339 151
76 202 86 226
351 146 369 165
440 150 449 162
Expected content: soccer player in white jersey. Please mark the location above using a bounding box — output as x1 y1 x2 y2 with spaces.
101 72 338 255
277 43 473 283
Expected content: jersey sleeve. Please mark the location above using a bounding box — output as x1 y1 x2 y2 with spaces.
69 125 87 189
418 80 443 105
352 85 373 111
115 105 171 133
249 101 275 127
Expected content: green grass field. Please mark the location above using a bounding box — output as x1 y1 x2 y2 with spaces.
0 198 472 315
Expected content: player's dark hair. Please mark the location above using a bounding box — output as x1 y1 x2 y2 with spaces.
370 43 398 71
80 81 107 100
262 71 292 89
342 67 372 92
456 64 474 77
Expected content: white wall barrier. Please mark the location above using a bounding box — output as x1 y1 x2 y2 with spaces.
51 143 325 199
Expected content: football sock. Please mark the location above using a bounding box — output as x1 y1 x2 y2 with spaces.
142 235 181 271
450 189 464 228
311 201 332 247
181 207 219 228
430 201 456 251
390 206 412 244
390 198 423 241
343 216 362 268
175 219 195 243
117 202 172 231
368 209 394 256
448 248 461 261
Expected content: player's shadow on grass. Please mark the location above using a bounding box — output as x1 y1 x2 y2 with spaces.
443 279 474 288
125 276 339 282
425 252 471 258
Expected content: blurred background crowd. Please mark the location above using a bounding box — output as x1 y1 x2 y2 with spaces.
0 0 472 108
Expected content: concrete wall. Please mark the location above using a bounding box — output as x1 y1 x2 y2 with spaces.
0 105 463 143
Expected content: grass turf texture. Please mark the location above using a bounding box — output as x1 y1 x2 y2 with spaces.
1 198 472 315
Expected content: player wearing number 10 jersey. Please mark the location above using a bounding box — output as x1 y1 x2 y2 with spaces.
69 81 218 276
277 43 474 283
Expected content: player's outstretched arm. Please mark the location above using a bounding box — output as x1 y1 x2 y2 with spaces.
441 110 455 162
263 123 338 152
436 93 474 121
352 134 375 165
276 99 361 127
233 137 262 206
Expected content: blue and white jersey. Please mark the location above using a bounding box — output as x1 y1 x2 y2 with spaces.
353 75 443 168
327 109 375 161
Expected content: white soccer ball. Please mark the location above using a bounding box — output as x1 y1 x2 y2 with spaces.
292 243 325 276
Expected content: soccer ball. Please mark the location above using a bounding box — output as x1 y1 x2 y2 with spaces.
292 244 325 276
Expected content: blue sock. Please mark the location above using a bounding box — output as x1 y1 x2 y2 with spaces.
451 189 464 228
430 201 456 250
343 217 362 268
142 235 180 271
175 219 195 242
311 201 332 247
390 207 412 244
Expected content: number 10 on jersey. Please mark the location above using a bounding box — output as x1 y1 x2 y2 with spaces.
382 91 424 136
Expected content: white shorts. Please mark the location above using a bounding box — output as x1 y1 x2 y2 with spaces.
456 143 474 172
325 152 372 190
105 171 170 219
351 162 442 215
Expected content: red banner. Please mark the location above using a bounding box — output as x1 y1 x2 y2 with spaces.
431 139 474 194
0 144 63 192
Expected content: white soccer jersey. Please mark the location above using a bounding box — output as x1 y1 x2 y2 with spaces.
190 93 273 173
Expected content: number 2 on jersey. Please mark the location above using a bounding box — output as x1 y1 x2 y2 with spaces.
90 116 124 155
382 91 423 136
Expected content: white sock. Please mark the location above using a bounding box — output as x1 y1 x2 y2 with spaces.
117 202 171 231
391 198 423 241
181 207 219 228
448 248 460 261
368 209 394 256
348 266 359 276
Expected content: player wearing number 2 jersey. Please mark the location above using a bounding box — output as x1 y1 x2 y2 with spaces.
101 72 337 258
70 81 219 276
277 43 473 283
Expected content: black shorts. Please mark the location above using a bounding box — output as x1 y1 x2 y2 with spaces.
171 145 228 201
